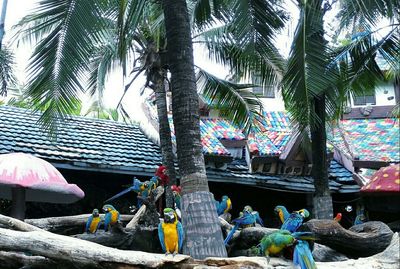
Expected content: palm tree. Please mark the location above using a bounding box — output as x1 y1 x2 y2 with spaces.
14 0 283 258
281 0 399 218
0 0 15 97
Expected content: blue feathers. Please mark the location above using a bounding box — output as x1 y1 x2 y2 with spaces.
293 240 317 269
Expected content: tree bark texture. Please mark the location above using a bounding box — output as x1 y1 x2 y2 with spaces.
311 95 333 219
162 0 226 259
154 77 177 208
304 219 394 257
181 191 228 259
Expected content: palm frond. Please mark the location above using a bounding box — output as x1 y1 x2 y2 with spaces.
197 68 263 133
18 0 109 135
337 0 399 29
282 0 336 130
0 47 16 96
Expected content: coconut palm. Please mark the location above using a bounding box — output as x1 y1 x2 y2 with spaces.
280 0 399 218
15 0 287 258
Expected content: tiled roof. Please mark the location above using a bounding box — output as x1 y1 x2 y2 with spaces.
0 105 161 175
0 105 358 193
169 116 245 156
329 118 400 162
208 159 358 193
248 111 292 156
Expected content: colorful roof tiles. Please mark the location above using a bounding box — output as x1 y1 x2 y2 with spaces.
249 111 292 156
330 118 400 162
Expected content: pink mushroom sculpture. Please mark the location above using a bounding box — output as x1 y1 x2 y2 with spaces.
0 152 85 220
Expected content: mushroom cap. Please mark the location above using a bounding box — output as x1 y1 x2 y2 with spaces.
0 153 85 203
361 164 400 194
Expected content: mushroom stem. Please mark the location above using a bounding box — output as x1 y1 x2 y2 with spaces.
10 187 26 220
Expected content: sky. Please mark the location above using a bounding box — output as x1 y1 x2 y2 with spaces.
0 0 341 121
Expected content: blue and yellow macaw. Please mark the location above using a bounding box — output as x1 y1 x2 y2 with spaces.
104 177 159 208
281 209 310 233
217 195 232 216
293 239 317 269
102 204 120 232
274 205 290 224
224 207 257 245
85 208 102 234
258 230 315 261
158 208 184 255
240 205 264 227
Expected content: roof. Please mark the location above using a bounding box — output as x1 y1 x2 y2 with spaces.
248 111 292 156
0 105 162 175
207 159 358 193
0 105 359 193
329 118 400 162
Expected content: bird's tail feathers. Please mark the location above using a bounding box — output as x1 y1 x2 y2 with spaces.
224 224 238 246
292 232 316 241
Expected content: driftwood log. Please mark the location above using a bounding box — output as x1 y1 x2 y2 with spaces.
23 214 134 235
222 219 394 258
304 219 394 257
0 214 399 269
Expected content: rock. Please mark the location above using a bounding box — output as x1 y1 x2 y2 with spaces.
313 243 348 262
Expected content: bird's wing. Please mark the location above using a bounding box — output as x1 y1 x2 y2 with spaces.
158 223 166 252
85 216 93 232
293 240 317 269
281 213 301 232
177 221 184 252
104 187 134 203
104 213 111 230
254 212 264 227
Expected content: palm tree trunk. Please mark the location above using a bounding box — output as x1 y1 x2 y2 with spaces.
154 76 177 208
162 0 227 259
311 94 333 219
0 0 8 49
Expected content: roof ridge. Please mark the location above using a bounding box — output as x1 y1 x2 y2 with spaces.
0 105 139 128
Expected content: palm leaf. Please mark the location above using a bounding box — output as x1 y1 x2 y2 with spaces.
0 47 16 96
282 0 336 130
197 68 263 133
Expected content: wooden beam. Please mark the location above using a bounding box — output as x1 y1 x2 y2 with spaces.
353 160 398 169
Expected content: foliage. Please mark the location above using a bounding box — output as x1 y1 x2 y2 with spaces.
0 47 16 96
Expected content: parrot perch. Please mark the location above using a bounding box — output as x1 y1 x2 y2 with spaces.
85 209 102 234
158 208 184 255
102 204 120 232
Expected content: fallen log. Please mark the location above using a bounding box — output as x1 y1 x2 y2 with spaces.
24 214 134 234
0 250 57 269
304 220 394 257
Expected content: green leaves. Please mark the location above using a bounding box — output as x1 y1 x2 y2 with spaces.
282 0 335 129
197 68 262 133
0 47 16 96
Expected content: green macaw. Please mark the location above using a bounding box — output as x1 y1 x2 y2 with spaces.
258 230 315 261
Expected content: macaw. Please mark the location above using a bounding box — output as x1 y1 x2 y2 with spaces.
217 195 232 216
103 204 120 232
333 213 342 222
258 230 314 259
224 207 257 245
171 185 182 219
354 214 367 225
281 209 310 233
293 239 317 269
158 208 184 255
104 177 143 203
274 205 290 224
239 205 264 227
85 208 102 234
